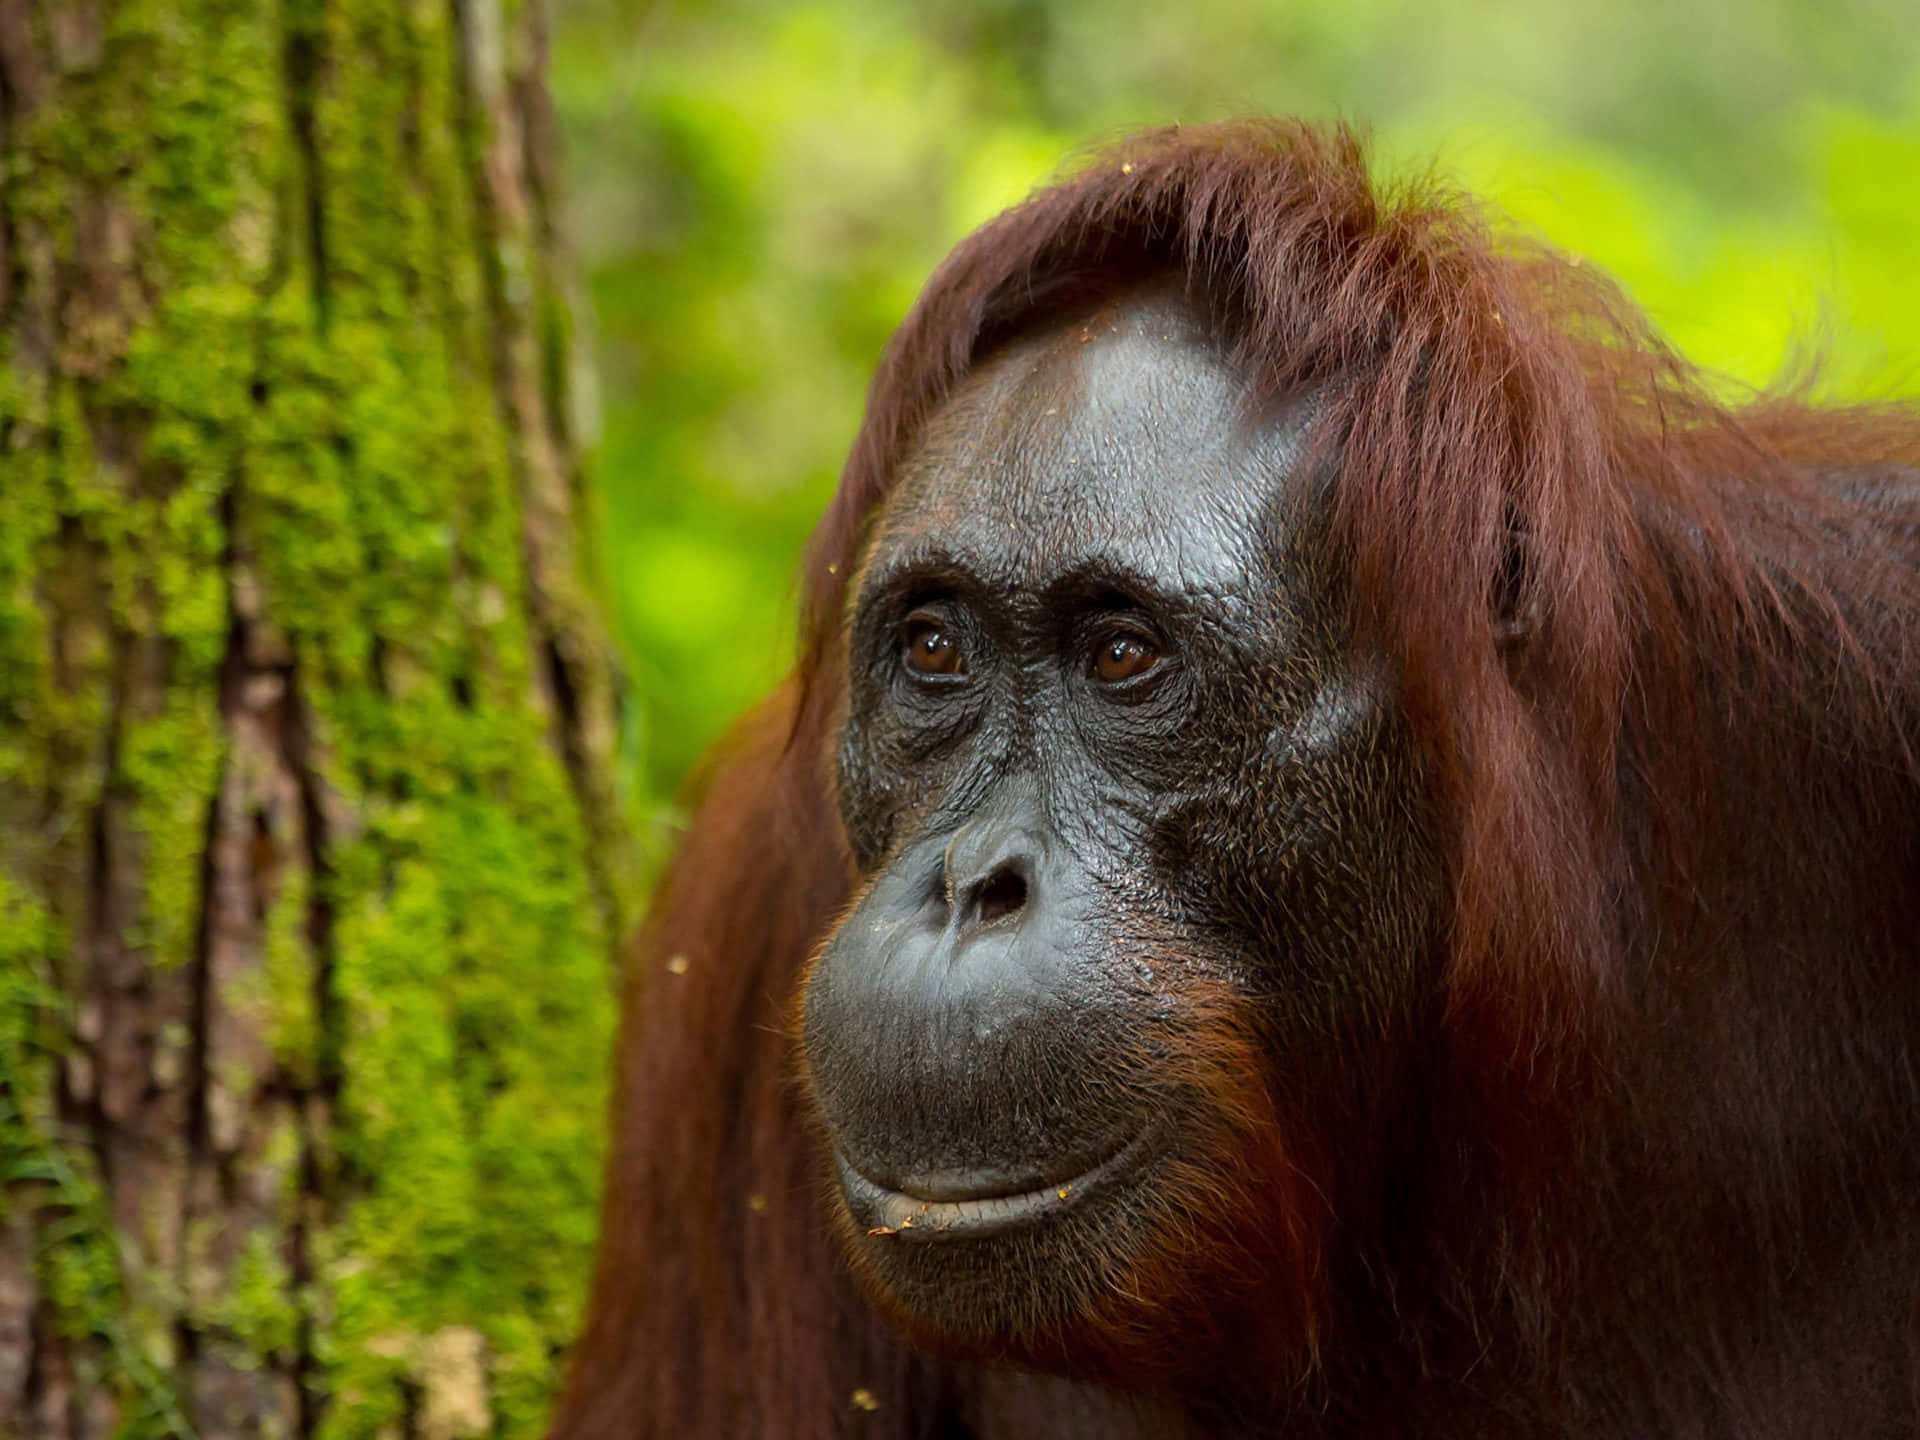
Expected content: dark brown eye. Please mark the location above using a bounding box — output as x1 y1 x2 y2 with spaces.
902 618 966 677
1094 632 1158 684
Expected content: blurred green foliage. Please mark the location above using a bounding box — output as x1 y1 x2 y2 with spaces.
551 0 1920 806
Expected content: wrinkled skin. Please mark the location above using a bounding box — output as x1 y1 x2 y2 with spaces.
798 288 1444 1372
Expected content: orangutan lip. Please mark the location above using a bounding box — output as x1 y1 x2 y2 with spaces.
836 1127 1158 1243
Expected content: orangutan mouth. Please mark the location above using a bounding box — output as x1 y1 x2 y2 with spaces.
836 1127 1159 1243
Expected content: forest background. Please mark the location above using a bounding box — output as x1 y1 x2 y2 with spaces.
3 1 1918 1437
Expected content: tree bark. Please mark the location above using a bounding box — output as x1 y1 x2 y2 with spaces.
0 3 635 1438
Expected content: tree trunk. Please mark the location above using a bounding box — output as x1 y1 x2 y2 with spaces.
0 3 635 1438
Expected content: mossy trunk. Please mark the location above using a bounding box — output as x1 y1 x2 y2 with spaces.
0 3 636 1438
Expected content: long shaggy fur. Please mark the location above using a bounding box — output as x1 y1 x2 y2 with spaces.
551 120 1920 1438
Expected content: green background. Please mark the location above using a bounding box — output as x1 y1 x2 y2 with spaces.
552 0 1920 809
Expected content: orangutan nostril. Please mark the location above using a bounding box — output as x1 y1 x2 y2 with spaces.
966 866 1029 928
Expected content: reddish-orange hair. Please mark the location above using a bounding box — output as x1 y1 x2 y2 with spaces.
552 119 1920 1439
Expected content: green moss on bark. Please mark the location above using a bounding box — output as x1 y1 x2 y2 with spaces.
0 2 631 1436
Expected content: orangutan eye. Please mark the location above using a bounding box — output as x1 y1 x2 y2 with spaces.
902 616 966 678
1092 632 1159 685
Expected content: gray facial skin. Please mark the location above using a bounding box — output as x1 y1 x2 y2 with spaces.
799 284 1441 1360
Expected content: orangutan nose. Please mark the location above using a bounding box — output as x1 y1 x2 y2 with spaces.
942 812 1041 932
